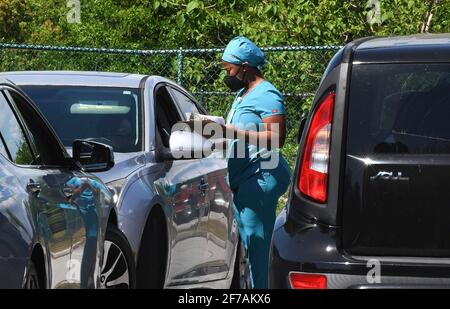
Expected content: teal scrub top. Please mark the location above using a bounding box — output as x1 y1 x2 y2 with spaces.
65 177 106 213
226 80 287 191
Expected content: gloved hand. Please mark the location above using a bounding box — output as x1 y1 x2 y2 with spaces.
176 119 226 139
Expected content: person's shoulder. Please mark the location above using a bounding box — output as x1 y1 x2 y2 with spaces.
251 81 286 117
259 81 284 100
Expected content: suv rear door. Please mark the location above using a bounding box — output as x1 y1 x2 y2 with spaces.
343 63 450 257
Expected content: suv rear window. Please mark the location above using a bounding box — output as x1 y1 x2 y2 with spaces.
343 63 450 257
347 63 450 155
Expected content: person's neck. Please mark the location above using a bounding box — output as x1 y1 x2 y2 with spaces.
243 75 264 96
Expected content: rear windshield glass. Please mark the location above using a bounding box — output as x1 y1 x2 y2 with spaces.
347 63 450 155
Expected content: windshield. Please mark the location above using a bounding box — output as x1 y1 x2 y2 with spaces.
22 86 143 153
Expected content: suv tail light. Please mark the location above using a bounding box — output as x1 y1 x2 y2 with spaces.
289 273 327 289
298 91 335 203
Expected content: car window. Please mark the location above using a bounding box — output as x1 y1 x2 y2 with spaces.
347 63 450 155
8 91 44 160
0 92 35 165
0 133 9 159
155 86 183 148
7 90 71 167
169 87 202 119
22 86 143 153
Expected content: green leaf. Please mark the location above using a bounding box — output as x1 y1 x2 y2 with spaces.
177 13 186 26
187 1 200 13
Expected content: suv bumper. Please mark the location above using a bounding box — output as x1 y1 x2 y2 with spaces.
269 208 450 289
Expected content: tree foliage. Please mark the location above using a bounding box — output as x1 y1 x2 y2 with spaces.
1 0 449 211
0 0 447 48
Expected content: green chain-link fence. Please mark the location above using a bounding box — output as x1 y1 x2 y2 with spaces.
0 43 342 211
0 43 341 165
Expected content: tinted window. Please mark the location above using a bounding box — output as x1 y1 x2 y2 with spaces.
155 87 182 148
0 93 34 165
169 88 201 119
22 86 142 153
8 90 63 166
347 63 450 155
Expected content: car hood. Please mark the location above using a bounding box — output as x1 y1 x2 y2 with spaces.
66 148 146 184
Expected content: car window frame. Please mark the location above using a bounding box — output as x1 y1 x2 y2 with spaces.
2 86 74 170
0 88 39 166
0 129 13 160
152 83 207 162
4 90 43 161
166 85 207 118
168 85 226 160
153 83 186 150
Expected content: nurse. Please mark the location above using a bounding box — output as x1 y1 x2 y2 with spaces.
219 36 291 288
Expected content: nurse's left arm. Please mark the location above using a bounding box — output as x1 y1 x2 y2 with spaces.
225 114 286 149
262 114 286 148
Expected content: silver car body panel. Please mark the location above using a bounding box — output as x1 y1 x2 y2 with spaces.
1 71 239 288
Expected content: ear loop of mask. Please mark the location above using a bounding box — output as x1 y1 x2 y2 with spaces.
238 62 249 84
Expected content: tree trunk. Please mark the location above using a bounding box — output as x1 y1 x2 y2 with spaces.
420 0 437 33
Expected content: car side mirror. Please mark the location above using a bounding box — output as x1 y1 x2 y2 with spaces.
72 140 115 172
167 130 214 160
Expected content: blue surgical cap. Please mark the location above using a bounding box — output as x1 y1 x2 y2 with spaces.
222 36 267 70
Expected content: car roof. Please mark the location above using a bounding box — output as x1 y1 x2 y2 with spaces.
0 71 170 88
357 34 450 50
0 77 12 85
353 34 450 63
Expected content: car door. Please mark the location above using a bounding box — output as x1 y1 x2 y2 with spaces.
168 86 236 281
167 86 211 251
64 173 108 289
0 90 71 288
153 84 209 285
3 88 102 288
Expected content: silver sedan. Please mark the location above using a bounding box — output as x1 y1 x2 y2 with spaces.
2 71 247 289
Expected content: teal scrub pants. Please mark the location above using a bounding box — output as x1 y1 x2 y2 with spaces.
231 159 290 289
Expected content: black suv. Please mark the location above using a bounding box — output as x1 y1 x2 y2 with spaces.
269 34 450 289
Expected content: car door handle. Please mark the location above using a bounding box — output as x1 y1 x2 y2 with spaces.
26 179 41 196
